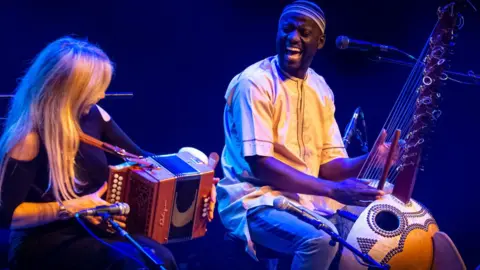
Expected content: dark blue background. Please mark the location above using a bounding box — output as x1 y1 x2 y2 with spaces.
0 0 478 269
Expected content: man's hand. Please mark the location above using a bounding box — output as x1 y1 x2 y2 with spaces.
371 129 404 168
329 178 385 207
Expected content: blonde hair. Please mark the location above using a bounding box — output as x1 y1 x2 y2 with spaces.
0 36 113 202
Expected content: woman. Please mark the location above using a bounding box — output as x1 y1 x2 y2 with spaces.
0 36 216 269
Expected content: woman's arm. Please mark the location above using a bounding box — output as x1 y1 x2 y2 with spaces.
4 132 112 230
11 202 63 229
0 132 64 229
96 105 154 157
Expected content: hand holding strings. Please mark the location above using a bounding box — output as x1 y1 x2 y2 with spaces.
370 129 403 168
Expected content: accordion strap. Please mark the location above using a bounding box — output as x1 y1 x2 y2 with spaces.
79 132 143 160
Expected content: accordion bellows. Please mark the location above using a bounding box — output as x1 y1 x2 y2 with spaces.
106 151 214 244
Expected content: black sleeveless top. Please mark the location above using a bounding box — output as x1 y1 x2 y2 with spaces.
0 105 150 259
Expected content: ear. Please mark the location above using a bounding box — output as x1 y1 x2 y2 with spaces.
317 34 326 49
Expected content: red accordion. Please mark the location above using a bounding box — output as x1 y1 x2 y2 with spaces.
79 131 215 244
105 152 214 244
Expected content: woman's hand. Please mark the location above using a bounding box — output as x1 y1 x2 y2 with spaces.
63 182 126 228
205 152 220 222
206 177 220 222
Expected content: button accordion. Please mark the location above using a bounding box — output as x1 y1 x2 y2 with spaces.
105 151 214 244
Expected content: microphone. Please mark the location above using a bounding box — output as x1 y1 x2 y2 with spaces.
273 197 330 232
77 202 130 217
343 107 362 147
336 36 416 61
273 197 390 269
336 35 397 52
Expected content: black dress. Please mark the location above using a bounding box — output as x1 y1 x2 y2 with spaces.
0 105 178 270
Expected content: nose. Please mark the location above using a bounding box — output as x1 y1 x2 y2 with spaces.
287 29 301 44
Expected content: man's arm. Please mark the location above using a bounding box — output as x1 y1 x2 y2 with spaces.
229 78 382 204
319 129 392 181
319 154 367 181
246 155 383 206
246 156 334 197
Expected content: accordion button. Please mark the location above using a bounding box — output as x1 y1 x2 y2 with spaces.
112 189 117 194
117 186 122 191
118 176 124 181
113 179 118 184
118 182 122 186
111 194 116 199
202 213 207 217
114 174 119 179
113 184 118 188
116 191 121 196
116 196 121 201
110 199 115 203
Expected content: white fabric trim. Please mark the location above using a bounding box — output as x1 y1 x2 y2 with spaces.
243 140 274 157
96 105 111 122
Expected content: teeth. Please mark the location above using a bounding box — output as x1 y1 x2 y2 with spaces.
287 47 301 52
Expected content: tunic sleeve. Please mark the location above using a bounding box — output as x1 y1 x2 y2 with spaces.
230 78 275 158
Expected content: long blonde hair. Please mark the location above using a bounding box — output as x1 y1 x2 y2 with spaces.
0 36 113 202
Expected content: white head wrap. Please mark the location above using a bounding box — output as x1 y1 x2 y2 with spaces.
280 0 326 33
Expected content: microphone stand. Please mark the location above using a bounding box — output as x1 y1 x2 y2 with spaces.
297 215 390 270
102 213 166 270
342 107 359 149
343 107 369 153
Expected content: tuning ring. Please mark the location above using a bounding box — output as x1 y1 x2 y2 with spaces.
440 73 448 81
422 96 432 105
423 76 433 85
432 47 445 59
437 59 445 66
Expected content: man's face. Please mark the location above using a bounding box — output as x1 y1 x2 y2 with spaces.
276 13 325 77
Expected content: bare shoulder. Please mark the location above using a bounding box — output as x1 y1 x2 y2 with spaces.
9 132 40 161
95 104 111 122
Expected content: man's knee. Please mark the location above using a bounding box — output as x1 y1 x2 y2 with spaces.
298 233 338 260
297 221 339 258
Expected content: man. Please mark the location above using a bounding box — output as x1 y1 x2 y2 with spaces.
217 1 391 269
